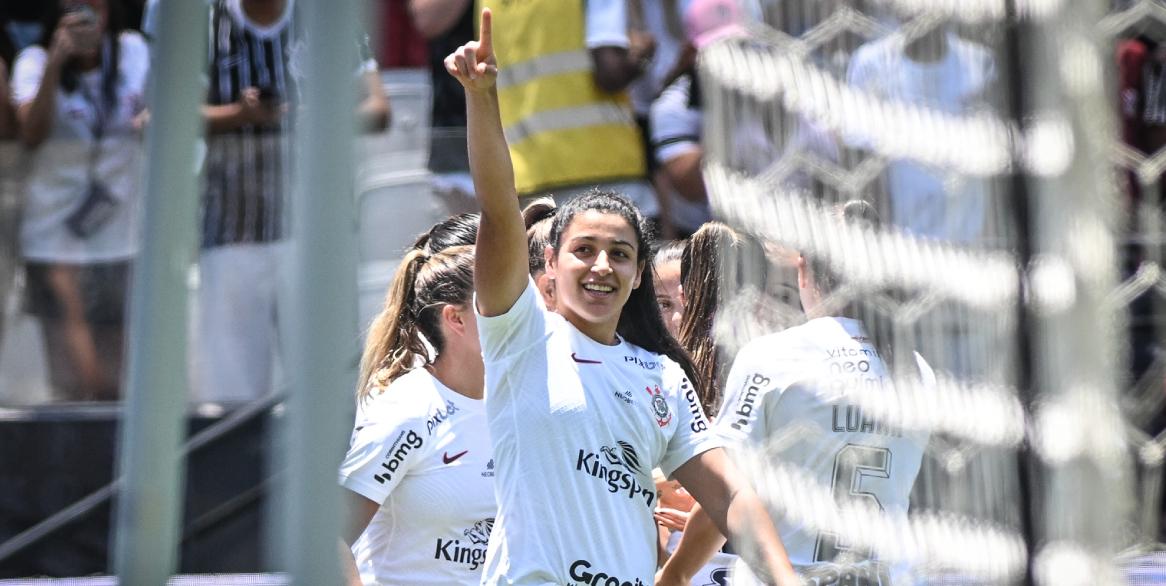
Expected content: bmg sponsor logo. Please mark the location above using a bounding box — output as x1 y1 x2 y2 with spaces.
434 517 494 571
568 559 646 586
373 429 423 484
574 441 654 507
681 376 708 433
729 373 770 432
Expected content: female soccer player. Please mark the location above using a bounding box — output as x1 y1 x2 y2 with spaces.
522 197 557 309
445 10 800 586
338 245 495 586
652 240 686 339
657 201 934 586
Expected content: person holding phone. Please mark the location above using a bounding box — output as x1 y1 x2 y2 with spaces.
11 0 148 401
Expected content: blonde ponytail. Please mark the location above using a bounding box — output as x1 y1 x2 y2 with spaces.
357 245 476 401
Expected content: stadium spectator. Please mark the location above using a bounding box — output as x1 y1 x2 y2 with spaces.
408 0 477 214
657 202 934 586
480 0 660 220
0 53 16 355
11 0 148 401
339 245 493 586
447 11 800 585
846 23 996 245
193 0 388 405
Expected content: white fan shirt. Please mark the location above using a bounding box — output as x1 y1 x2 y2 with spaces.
339 368 495 586
477 280 720 585
716 317 933 585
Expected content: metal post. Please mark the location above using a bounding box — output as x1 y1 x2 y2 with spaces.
282 0 361 583
111 0 208 583
1025 2 1133 584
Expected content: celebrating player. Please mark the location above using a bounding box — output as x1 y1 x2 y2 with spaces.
338 244 494 585
445 9 800 586
658 201 934 585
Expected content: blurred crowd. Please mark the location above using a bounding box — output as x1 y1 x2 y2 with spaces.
0 0 1160 419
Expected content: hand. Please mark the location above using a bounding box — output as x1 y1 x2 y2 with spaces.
50 13 101 64
444 8 498 92
237 87 284 126
654 507 691 532
629 29 656 69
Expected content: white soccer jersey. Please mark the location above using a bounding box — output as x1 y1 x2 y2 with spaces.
338 368 495 586
716 317 933 586
477 280 720 586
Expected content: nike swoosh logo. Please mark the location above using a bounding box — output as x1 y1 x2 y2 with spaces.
443 450 469 464
571 352 603 364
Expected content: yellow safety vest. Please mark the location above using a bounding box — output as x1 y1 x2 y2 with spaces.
480 0 647 196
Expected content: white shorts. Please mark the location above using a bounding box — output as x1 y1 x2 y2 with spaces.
191 242 286 404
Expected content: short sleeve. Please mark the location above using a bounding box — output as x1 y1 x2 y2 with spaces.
658 361 722 478
119 32 151 96
714 342 778 447
11 46 49 105
338 408 432 504
650 76 702 164
585 0 630 49
475 277 550 363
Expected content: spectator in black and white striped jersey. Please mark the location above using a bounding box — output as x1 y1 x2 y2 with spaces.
193 0 389 405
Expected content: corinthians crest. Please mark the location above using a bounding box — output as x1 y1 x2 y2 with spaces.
645 385 672 427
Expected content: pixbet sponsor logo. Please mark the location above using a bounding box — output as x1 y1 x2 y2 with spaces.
728 373 770 432
568 559 647 586
426 400 459 434
574 441 654 507
373 429 423 484
623 355 663 371
434 517 493 571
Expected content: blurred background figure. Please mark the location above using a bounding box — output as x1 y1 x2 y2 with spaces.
0 21 19 357
408 0 476 215
480 0 659 221
10 0 148 401
846 20 996 246
193 0 388 406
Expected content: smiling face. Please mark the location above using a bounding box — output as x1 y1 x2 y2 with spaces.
546 210 645 344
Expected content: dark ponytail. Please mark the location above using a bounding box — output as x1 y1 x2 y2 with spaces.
549 189 703 398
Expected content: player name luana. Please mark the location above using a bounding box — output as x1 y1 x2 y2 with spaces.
831 404 901 437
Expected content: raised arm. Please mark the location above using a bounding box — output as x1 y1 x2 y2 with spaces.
445 9 527 316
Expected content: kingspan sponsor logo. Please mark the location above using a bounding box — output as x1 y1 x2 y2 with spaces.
568 559 647 586
373 429 423 484
574 440 654 507
426 400 459 434
434 517 493 571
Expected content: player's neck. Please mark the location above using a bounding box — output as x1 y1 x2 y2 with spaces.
242 0 287 26
904 28 949 64
429 352 484 401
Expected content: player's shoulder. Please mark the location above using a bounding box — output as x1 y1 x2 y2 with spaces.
738 322 814 361
359 368 444 422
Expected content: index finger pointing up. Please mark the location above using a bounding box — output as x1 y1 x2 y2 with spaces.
478 8 493 57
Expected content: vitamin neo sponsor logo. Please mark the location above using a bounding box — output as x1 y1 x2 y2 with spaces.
373 429 423 485
568 559 647 586
574 440 654 507
434 517 493 571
